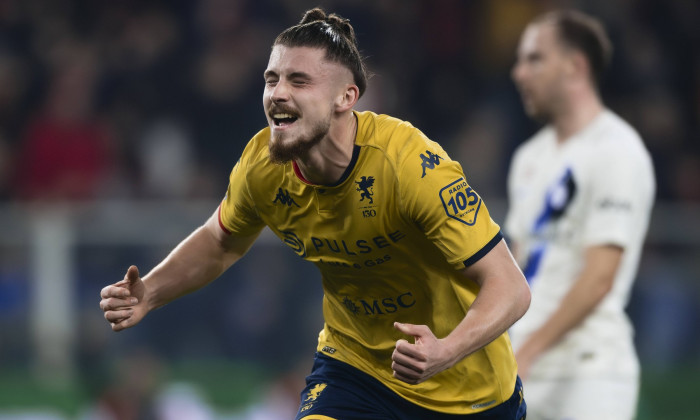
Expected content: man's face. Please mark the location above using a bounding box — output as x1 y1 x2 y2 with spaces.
263 45 351 163
511 22 570 122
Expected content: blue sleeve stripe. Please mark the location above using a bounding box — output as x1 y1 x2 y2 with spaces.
463 230 503 267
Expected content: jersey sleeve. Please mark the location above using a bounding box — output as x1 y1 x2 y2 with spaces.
218 141 266 236
581 144 655 248
398 134 502 270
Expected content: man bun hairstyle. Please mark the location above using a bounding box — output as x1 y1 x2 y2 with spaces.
274 8 369 97
538 10 613 89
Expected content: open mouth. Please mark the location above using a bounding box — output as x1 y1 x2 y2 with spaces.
272 112 299 127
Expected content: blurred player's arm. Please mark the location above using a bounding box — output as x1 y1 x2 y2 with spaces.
515 244 622 378
392 239 531 384
100 208 260 331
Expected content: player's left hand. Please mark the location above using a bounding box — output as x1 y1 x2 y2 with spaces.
391 322 456 384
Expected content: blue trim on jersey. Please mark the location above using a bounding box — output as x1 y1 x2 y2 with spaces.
463 231 503 267
524 167 576 282
328 144 361 187
295 353 526 419
522 243 546 283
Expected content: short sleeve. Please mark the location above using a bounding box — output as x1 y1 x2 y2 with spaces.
581 145 655 248
218 144 266 236
398 135 502 269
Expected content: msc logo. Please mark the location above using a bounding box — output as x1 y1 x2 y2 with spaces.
343 292 416 316
272 188 300 207
281 230 306 257
440 177 482 226
355 175 375 204
343 296 360 315
420 150 443 178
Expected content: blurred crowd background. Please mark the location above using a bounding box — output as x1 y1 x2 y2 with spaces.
0 0 698 419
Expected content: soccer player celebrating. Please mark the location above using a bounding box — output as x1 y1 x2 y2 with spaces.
506 10 655 420
100 8 530 419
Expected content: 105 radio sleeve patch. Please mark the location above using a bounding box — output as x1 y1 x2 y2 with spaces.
440 178 482 226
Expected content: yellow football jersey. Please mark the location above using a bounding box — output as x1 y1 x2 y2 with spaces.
219 110 517 414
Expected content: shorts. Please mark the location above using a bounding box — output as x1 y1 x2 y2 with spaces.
523 376 639 420
295 352 526 420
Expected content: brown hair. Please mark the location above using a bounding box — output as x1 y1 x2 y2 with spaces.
274 8 368 97
537 10 613 88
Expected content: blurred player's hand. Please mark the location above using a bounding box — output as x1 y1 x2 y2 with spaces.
100 265 148 331
391 322 456 385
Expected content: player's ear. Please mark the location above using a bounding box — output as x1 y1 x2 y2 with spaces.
568 50 590 82
336 84 359 112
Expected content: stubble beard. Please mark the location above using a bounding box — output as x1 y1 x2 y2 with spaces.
268 119 330 164
524 99 554 125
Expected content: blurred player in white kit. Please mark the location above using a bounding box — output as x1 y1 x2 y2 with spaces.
506 9 655 420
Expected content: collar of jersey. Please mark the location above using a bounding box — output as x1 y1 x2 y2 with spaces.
292 144 361 187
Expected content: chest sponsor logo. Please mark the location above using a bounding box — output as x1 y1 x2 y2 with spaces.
281 230 306 257
272 187 300 207
280 230 406 269
439 177 481 225
280 231 406 257
420 150 444 178
342 292 416 316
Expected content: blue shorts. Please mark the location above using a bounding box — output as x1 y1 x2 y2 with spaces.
295 353 526 420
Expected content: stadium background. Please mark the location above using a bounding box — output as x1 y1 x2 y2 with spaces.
0 0 698 418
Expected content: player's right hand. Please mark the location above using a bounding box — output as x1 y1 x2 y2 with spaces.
100 265 148 332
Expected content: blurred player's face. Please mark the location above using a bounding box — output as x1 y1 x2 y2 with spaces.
512 22 571 122
263 45 352 163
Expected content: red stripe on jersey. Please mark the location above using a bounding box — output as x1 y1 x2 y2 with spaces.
292 160 318 185
217 203 231 235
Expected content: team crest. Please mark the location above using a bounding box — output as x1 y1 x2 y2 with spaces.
300 383 328 413
355 176 375 205
439 177 482 225
305 383 327 402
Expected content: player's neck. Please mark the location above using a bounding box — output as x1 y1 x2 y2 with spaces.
552 90 604 144
294 111 358 185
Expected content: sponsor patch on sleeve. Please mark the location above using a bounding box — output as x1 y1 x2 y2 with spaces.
439 177 482 225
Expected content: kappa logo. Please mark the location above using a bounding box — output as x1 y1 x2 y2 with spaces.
272 188 300 207
355 176 375 204
439 177 482 226
420 150 444 178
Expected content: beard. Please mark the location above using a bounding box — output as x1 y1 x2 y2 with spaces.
268 118 330 164
521 96 555 124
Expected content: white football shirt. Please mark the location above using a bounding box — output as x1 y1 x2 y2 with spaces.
505 109 655 379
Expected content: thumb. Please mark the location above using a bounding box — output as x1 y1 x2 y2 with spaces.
394 322 423 339
126 265 140 283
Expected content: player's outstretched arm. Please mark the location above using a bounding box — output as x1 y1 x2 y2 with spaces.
391 239 530 384
99 208 260 332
